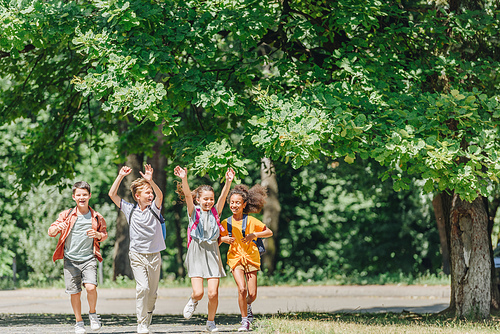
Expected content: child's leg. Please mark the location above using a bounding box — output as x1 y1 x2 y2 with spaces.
129 251 150 325
63 258 84 323
245 271 258 305
84 283 97 313
232 269 248 317
190 277 204 301
206 278 220 322
81 258 99 314
70 292 83 322
145 252 161 313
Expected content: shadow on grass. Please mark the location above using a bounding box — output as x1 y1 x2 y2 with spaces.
0 313 242 327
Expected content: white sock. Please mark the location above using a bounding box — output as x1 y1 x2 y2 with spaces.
207 320 216 325
242 316 248 323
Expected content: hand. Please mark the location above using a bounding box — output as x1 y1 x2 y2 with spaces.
86 229 101 240
119 166 132 176
174 166 187 179
222 236 236 244
58 221 69 232
226 167 235 182
241 233 255 244
140 164 153 182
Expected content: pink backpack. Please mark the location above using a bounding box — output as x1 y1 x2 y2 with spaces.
187 207 225 248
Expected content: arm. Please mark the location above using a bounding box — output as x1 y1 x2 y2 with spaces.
47 210 71 237
242 226 273 244
220 235 236 244
86 215 108 242
215 167 235 214
108 166 132 207
174 166 194 215
140 164 163 209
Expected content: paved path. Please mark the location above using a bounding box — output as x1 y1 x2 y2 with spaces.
0 285 450 333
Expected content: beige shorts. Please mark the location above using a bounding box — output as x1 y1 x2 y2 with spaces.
231 263 259 273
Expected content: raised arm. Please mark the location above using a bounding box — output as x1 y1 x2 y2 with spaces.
216 167 235 214
174 166 194 215
140 164 163 209
108 166 132 207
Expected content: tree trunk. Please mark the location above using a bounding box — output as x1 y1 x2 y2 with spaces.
433 193 451 275
486 196 500 310
112 154 143 280
260 157 281 274
449 194 490 318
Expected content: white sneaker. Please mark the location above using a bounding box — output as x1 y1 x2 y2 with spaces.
238 319 250 332
74 321 87 334
88 313 102 331
137 322 149 334
247 304 254 323
206 321 219 332
183 297 198 319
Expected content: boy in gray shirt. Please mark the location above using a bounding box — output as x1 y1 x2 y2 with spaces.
48 181 108 334
108 164 166 334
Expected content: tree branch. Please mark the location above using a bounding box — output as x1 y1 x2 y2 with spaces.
0 44 36 59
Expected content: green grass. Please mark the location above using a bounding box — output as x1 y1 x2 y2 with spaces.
254 312 500 333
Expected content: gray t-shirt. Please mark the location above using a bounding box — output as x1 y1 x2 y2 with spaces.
64 211 95 262
120 199 166 254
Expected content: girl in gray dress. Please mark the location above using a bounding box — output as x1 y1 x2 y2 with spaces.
174 166 235 333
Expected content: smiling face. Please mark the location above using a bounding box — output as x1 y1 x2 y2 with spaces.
229 194 246 216
135 185 154 207
197 190 215 211
72 188 91 210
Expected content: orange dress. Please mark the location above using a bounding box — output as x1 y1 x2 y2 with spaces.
221 216 266 270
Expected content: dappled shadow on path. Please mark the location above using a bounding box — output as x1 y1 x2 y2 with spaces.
0 313 242 327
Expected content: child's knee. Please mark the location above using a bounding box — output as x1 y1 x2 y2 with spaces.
137 285 150 296
247 291 257 302
207 290 218 301
85 283 97 293
238 286 248 296
192 290 204 301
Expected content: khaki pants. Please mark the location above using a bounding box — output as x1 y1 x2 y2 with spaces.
129 251 161 325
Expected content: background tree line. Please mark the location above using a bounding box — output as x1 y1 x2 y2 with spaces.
2 0 500 318
0 117 444 286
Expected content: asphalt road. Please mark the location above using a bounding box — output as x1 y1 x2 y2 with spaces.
0 285 450 333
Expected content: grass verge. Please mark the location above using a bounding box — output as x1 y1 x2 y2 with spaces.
254 312 500 333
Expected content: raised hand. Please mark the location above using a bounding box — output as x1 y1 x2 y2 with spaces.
119 166 132 176
226 167 235 182
140 164 153 182
174 166 187 179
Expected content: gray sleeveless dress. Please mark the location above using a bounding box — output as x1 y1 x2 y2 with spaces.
184 206 226 278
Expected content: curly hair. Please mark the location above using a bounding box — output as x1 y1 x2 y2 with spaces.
176 182 214 205
227 184 267 214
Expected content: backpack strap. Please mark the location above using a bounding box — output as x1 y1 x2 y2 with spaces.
148 206 165 224
211 207 225 233
128 203 137 223
227 216 233 237
187 207 201 248
149 206 166 239
241 214 248 237
187 207 225 248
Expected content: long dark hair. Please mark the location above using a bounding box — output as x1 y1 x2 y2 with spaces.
176 182 214 205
